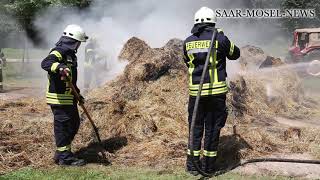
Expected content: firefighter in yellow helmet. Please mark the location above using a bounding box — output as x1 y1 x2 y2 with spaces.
183 7 240 175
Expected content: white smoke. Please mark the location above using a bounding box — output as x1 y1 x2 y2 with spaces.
36 0 284 47
33 0 287 89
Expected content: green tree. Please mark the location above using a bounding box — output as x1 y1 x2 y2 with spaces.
0 0 93 46
7 0 52 43
281 0 320 34
0 1 22 48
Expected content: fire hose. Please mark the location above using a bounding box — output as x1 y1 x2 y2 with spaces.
189 27 320 178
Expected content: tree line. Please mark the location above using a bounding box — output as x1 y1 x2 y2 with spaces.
0 0 319 47
0 0 92 47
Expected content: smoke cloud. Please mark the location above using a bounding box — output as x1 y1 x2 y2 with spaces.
32 0 287 89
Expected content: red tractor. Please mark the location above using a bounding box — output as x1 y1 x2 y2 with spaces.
289 28 320 62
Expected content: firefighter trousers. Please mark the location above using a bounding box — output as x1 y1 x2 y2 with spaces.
186 94 228 173
50 105 80 160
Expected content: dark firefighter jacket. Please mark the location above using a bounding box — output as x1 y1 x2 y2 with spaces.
41 38 80 106
183 24 240 96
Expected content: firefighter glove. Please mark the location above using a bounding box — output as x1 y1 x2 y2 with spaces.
59 67 71 81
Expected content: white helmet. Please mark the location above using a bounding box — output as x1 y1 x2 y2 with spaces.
63 24 88 42
194 7 217 25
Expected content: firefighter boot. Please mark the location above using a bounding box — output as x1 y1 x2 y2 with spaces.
186 155 201 176
202 156 217 174
54 151 86 166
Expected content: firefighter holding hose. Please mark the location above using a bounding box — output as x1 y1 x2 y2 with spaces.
41 24 88 166
183 7 240 175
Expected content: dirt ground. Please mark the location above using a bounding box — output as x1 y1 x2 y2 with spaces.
235 153 320 179
0 87 43 101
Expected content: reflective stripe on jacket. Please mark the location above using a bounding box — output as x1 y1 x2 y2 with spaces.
41 47 80 105
183 26 240 96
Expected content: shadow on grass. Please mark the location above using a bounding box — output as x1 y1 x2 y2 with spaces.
74 136 128 165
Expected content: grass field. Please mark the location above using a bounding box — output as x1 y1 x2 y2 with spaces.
0 166 295 180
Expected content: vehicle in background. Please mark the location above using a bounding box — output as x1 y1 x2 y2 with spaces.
289 28 320 62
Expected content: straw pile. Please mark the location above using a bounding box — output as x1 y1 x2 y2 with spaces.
228 46 316 123
0 99 53 174
1 38 319 174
